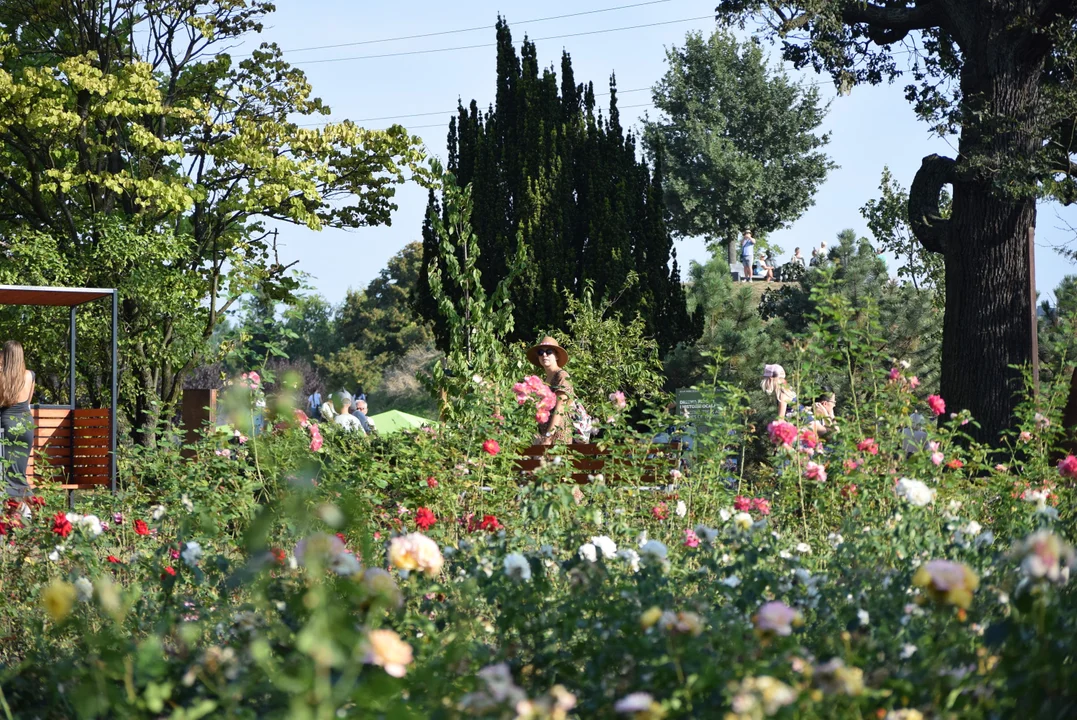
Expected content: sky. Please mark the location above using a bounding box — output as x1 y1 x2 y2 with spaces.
236 0 1077 306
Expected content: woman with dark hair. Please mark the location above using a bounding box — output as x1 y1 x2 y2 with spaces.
0 341 35 508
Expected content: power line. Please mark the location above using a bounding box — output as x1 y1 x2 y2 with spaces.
300 87 654 126
267 0 678 56
293 15 714 66
383 102 658 131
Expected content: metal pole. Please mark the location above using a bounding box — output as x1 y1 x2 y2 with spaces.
69 306 76 494
111 290 118 494
1029 226 1040 394
68 306 76 409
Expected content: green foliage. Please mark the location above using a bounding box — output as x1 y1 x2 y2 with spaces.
759 230 942 398
4 281 1077 718
665 255 781 391
644 30 834 249
545 282 667 410
860 167 946 301
418 20 696 355
0 0 425 443
422 159 522 420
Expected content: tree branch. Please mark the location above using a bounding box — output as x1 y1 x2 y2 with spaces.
840 1 945 44
908 153 956 255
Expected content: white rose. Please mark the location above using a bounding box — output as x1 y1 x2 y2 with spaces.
590 536 617 559
578 543 598 563
503 553 531 582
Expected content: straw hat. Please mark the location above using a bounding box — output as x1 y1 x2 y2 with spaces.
527 336 569 368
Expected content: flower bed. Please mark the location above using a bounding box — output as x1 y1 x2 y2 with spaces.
1 364 1076 718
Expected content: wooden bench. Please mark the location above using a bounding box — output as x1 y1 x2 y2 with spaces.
514 442 682 484
25 407 112 491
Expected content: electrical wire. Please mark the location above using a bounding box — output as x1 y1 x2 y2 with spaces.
300 87 653 126
265 0 678 56
293 15 714 66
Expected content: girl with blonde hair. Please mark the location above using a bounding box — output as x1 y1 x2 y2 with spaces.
761 364 796 418
0 341 35 509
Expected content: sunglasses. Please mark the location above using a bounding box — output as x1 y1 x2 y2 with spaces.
536 348 557 357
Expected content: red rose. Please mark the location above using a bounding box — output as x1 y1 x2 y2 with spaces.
107 555 121 563
752 498 771 516
426 476 438 488
133 519 150 536
415 507 437 531
478 514 502 532
651 503 669 520
336 532 347 546
271 548 286 565
856 438 879 456
52 512 73 538
946 458 964 470
733 496 752 512
0 523 7 536
482 439 500 456
29 496 45 507
927 394 946 416
161 566 176 579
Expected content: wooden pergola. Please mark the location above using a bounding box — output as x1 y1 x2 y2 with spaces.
0 285 118 492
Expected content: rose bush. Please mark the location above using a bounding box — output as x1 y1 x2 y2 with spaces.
2 303 1076 718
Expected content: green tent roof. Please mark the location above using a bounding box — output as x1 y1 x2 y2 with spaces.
366 409 436 435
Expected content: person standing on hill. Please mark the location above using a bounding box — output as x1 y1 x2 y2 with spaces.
0 341 35 512
740 230 755 282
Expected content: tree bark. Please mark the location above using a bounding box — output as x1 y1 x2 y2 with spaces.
941 182 1035 441
909 19 1046 442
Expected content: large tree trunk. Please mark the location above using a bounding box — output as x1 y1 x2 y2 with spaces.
941 184 1035 440
909 30 1046 442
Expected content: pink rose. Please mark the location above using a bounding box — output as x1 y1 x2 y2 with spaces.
804 461 827 483
927 395 946 416
767 420 798 447
1058 455 1077 479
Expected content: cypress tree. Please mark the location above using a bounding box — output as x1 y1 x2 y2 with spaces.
417 20 697 355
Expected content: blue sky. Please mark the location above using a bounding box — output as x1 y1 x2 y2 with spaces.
243 0 1077 306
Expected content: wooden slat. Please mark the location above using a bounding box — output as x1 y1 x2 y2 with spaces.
72 428 110 438
72 419 111 428
74 476 109 483
35 418 73 429
74 409 110 417
59 483 108 490
72 448 110 457
33 408 73 419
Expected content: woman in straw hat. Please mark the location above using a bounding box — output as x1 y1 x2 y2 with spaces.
527 336 576 445
761 363 796 418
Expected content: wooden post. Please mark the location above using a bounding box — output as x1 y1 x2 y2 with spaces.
181 389 217 458
1029 226 1040 393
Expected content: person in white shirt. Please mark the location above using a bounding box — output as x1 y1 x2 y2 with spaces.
327 392 363 431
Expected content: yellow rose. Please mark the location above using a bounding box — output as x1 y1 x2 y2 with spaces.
387 533 444 577
640 606 663 630
42 580 77 622
363 629 413 678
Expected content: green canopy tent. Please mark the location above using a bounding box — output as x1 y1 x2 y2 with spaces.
366 409 436 435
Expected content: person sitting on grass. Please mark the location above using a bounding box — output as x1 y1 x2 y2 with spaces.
759 252 775 282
